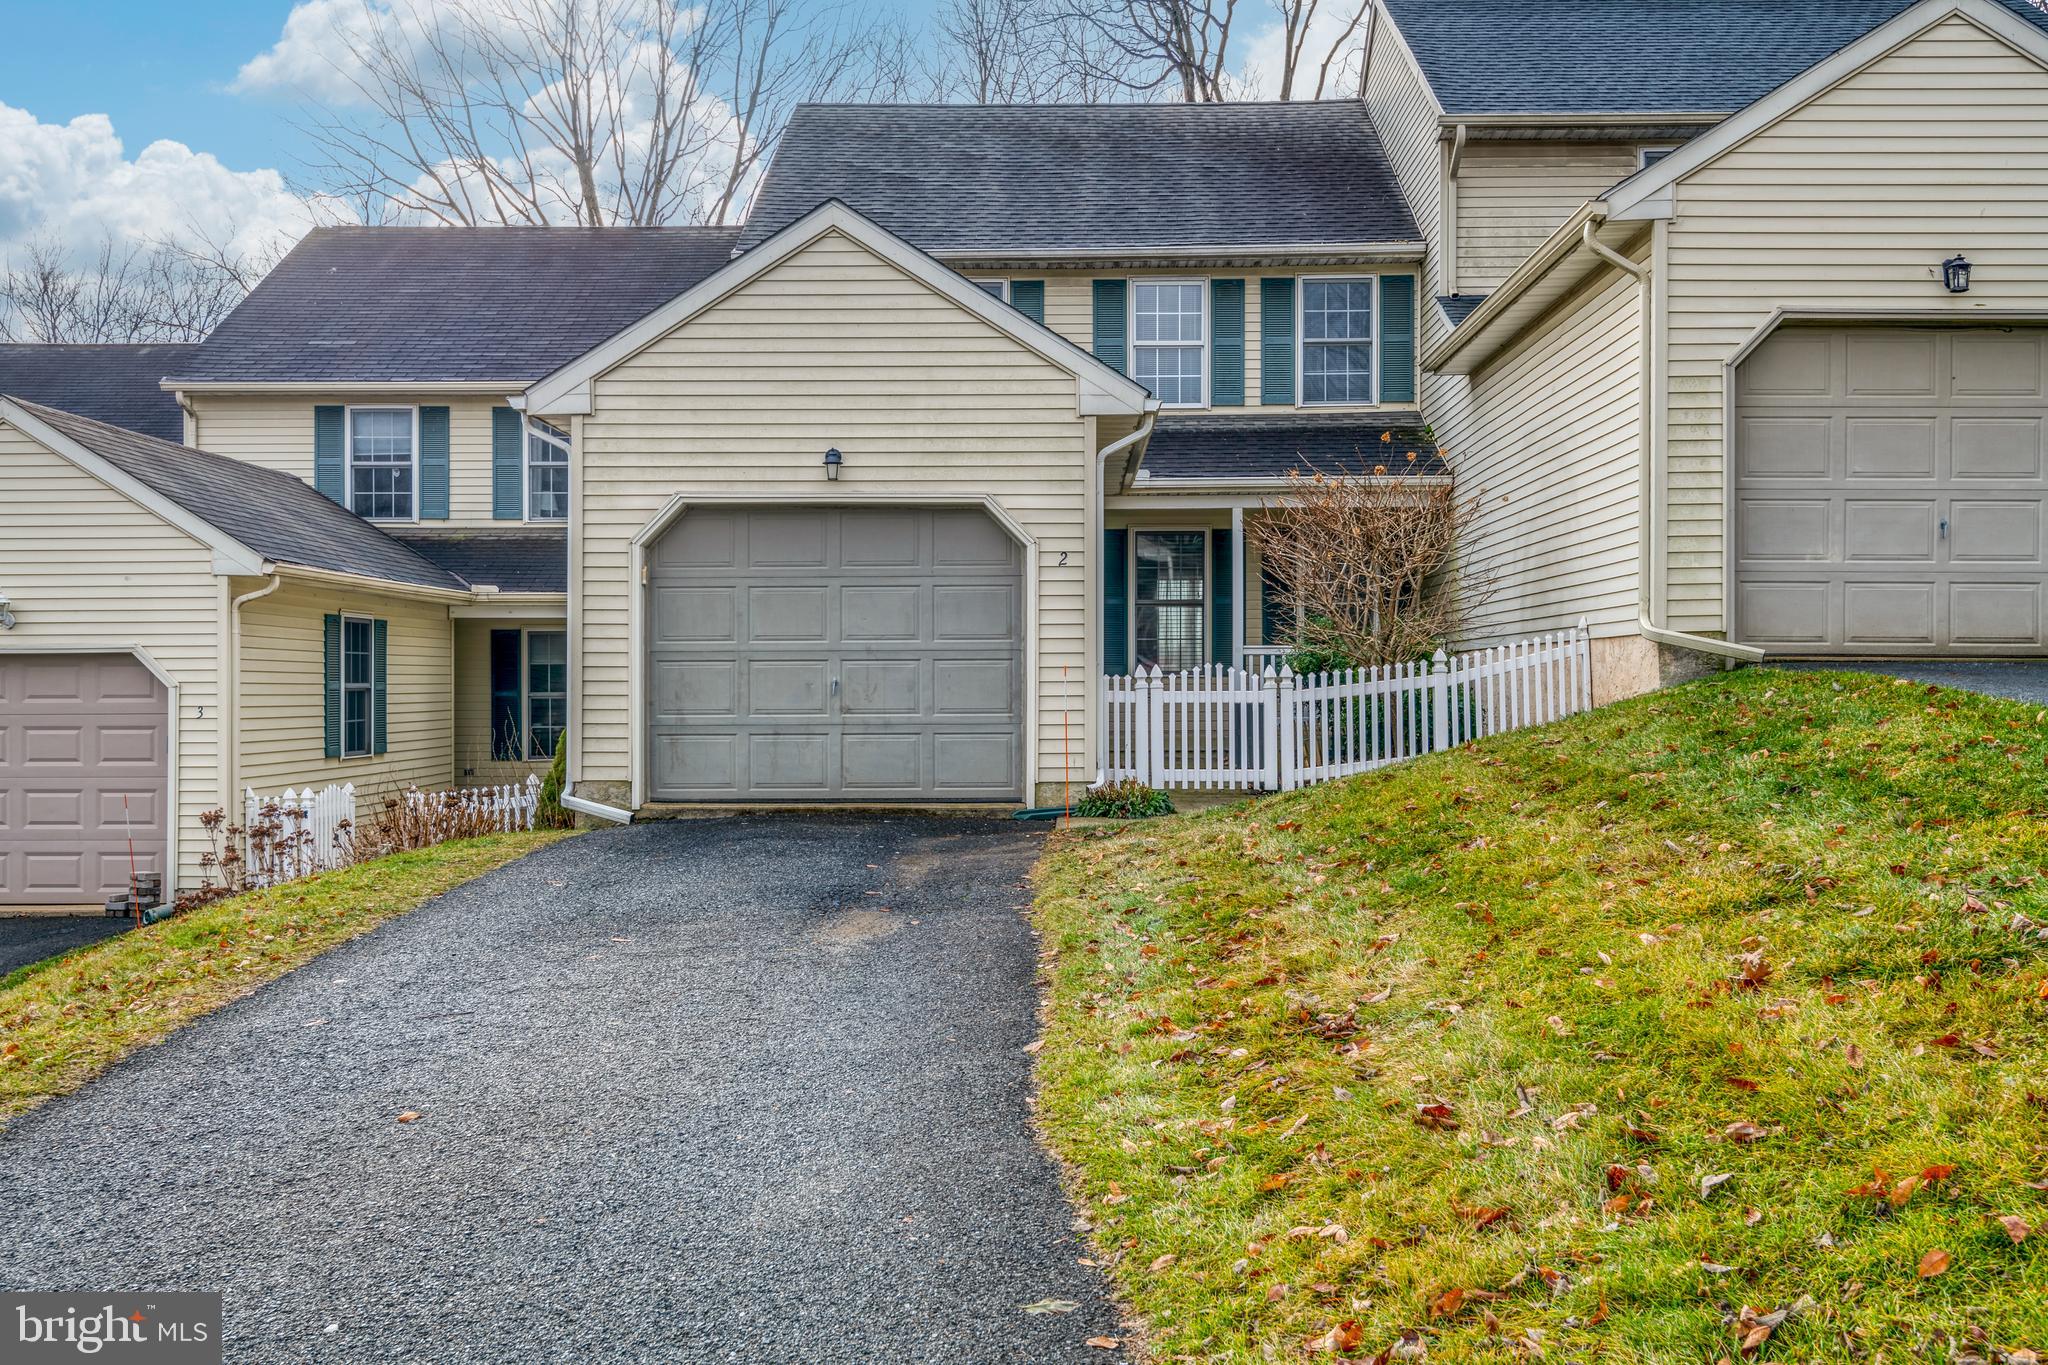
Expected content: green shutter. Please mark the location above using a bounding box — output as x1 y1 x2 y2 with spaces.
322 614 343 759
1260 560 1289 647
1210 279 1245 407
1210 529 1233 666
1103 528 1129 674
1092 280 1128 375
1379 274 1417 403
1260 278 1296 406
372 618 389 756
492 406 524 520
419 405 450 519
314 406 345 505
1010 279 1045 325
490 629 522 761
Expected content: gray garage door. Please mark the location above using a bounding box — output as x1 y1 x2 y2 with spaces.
1734 325 2047 654
0 653 169 905
648 506 1024 801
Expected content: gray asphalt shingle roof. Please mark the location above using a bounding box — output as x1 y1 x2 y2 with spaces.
1140 412 1442 481
387 529 566 594
738 102 1420 254
1436 294 1488 326
167 226 743 385
5 399 466 592
1382 0 2048 116
0 345 194 442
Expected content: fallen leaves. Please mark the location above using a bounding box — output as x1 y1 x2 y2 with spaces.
1917 1248 1952 1278
1019 1300 1079 1315
1084 1335 1121 1350
1721 1121 1768 1144
395 1110 422 1123
1305 1320 1363 1354
1700 1172 1734 1199
1414 1102 1460 1133
1994 1213 2032 1244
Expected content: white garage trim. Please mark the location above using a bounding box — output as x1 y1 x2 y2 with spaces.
624 493 1041 808
0 641 181 899
1719 308 2048 648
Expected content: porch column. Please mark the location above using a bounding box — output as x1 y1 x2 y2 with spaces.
1230 504 1246 667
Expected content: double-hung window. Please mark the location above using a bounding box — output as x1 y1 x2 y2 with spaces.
526 631 567 760
526 419 569 522
1133 282 1206 407
972 278 1009 302
348 408 417 520
1133 530 1206 672
1300 278 1375 405
341 616 375 758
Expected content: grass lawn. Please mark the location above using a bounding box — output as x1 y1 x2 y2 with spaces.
1033 669 2048 1363
0 830 572 1129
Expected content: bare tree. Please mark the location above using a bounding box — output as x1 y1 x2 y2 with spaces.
1264 0 1369 99
931 0 1142 102
0 230 290 344
1245 462 1484 667
297 0 909 228
1056 0 1242 101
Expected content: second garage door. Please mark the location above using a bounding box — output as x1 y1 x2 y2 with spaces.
647 506 1024 801
1733 325 2047 654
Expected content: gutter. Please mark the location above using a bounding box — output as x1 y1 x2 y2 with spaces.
273 563 474 604
931 242 1428 267
1096 405 1159 492
1575 221 1764 666
562 787 632 824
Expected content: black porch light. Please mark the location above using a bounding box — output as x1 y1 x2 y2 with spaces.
823 447 843 480
1942 254 1972 294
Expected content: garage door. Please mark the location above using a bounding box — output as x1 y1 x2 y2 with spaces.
0 654 169 905
1734 326 2047 654
647 506 1024 801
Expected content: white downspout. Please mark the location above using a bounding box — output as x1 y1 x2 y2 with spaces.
1580 221 1764 666
227 573 282 809
1087 405 1160 788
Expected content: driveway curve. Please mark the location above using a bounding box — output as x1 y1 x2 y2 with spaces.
0 816 1127 1363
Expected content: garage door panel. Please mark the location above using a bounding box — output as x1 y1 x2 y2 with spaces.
654 586 737 644
654 509 738 569
1736 327 2048 654
24 790 85 831
97 788 161 826
96 725 163 766
24 726 85 765
649 506 1022 801
24 852 86 895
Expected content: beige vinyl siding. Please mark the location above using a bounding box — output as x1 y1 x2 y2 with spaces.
1455 142 1642 290
574 227 1095 797
0 422 223 892
1446 262 1646 641
453 618 564 785
185 394 532 528
1661 12 2048 633
236 580 454 800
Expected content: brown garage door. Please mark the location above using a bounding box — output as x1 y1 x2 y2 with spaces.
1734 325 2047 654
0 654 169 905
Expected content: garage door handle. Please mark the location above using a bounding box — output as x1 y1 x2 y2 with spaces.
1940 518 1948 540
831 676 840 695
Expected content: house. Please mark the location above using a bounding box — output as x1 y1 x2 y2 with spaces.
4 0 2046 902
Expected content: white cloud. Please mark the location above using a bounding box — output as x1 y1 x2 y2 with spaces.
0 101 314 265
232 0 430 102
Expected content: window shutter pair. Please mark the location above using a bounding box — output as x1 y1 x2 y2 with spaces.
491 406 524 520
322 613 389 759
313 405 451 517
1008 280 1046 326
489 629 522 760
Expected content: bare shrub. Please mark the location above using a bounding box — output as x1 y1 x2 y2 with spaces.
341 788 513 861
1245 459 1483 668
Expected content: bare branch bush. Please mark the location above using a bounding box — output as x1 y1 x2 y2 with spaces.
1245 462 1485 667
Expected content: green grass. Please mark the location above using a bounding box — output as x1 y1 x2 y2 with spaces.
0 830 573 1128
1032 669 2048 1363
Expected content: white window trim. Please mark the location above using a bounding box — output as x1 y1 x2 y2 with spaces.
344 404 421 524
1130 278 1210 410
1296 274 1379 409
1637 145 1679 169
340 612 376 759
1128 527 1211 672
522 627 568 762
522 416 571 525
971 278 1010 302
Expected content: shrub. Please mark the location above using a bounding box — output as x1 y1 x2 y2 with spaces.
537 730 571 829
1072 779 1175 819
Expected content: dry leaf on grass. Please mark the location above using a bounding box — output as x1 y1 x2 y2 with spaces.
1305 1320 1364 1353
1994 1214 2032 1244
1917 1248 1952 1278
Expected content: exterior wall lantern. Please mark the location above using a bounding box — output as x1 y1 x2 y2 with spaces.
823 447 843 481
0 593 14 630
1942 254 1972 294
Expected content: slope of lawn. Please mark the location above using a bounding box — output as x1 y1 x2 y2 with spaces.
1033 669 2048 1363
0 829 573 1128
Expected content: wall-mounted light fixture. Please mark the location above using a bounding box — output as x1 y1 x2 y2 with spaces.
1942 254 1972 294
823 447 843 481
0 593 15 630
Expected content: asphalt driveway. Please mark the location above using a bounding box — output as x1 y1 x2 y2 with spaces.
1772 659 2048 705
0 913 127 978
0 817 1128 1363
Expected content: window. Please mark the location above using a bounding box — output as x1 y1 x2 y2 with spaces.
348 408 416 520
1133 282 1206 407
526 631 567 760
527 418 569 521
1638 145 1677 169
972 278 1009 302
342 616 375 758
1300 278 1375 405
1133 530 1206 671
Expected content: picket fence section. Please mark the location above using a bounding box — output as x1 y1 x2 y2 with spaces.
1102 624 1593 791
241 776 541 887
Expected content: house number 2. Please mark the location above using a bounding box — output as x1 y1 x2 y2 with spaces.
1057 551 1070 566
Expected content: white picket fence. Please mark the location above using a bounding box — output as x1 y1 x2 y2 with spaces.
242 775 541 887
1102 624 1593 791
